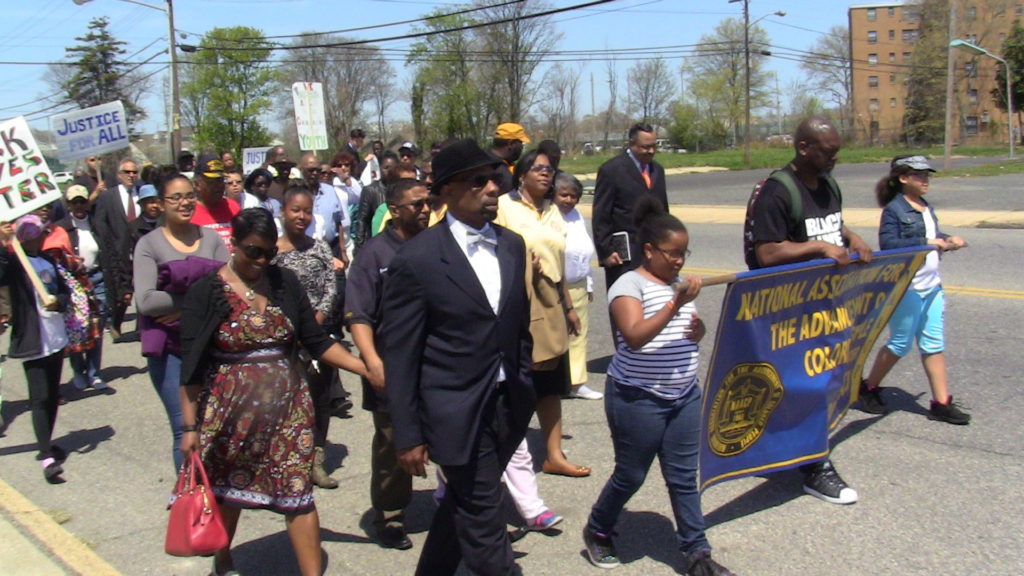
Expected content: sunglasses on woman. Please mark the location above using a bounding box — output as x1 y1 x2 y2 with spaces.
239 244 278 260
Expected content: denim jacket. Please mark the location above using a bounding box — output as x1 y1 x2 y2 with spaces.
878 193 949 250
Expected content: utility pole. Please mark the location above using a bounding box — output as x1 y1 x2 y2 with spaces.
943 4 957 169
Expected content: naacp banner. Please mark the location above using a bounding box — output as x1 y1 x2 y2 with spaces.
50 100 129 164
0 116 61 222
700 248 929 491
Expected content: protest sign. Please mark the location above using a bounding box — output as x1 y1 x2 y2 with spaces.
50 101 129 164
292 83 328 152
0 116 61 222
242 146 272 175
699 248 929 491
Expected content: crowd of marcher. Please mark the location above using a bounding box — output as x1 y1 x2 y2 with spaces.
0 117 972 576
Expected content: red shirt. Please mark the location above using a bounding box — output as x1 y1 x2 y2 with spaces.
192 198 240 253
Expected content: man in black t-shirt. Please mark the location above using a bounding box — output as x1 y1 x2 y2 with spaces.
747 115 873 506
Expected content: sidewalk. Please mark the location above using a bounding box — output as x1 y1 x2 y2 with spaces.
0 477 121 576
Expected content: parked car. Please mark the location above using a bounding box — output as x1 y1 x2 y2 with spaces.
53 171 73 185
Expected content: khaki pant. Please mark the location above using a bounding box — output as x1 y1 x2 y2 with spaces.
567 279 591 386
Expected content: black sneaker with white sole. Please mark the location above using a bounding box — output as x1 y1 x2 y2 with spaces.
857 380 886 414
583 526 619 569
802 460 858 505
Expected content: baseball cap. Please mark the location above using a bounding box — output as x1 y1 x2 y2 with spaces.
398 141 419 155
494 123 530 143
891 155 936 172
138 184 159 201
196 153 225 178
65 184 89 202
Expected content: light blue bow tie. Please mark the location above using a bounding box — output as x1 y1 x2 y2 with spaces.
466 228 498 249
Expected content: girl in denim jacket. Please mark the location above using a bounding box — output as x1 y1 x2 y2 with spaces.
859 155 970 424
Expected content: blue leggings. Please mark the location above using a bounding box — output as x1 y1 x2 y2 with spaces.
147 354 183 471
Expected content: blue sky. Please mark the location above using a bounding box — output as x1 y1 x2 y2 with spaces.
1 0 854 135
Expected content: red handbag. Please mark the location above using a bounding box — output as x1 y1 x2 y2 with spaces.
165 451 228 557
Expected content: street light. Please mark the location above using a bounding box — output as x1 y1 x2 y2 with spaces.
729 0 785 167
949 38 1016 159
73 0 181 164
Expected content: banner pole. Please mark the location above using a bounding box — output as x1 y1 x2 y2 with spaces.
10 238 56 307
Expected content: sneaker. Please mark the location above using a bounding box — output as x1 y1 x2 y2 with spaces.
572 385 604 400
929 397 971 425
802 460 858 505
857 380 886 414
686 549 735 576
91 378 108 391
42 458 64 483
527 510 563 531
583 526 619 569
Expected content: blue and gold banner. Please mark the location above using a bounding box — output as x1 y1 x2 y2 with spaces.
699 248 930 491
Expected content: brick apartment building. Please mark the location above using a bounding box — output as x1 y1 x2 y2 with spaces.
849 1 1021 146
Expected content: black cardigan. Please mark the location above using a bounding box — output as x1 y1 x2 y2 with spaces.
179 265 335 388
0 248 69 359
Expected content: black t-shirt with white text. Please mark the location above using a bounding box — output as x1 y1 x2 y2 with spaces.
748 166 844 269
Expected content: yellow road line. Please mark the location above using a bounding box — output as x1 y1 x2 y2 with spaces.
0 477 122 576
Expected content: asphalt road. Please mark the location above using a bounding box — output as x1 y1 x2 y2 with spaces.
1 168 1022 576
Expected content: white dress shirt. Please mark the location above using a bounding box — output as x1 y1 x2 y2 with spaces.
447 213 504 381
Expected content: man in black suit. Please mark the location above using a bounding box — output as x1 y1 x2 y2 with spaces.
91 158 139 340
592 122 669 289
344 127 367 176
379 139 535 576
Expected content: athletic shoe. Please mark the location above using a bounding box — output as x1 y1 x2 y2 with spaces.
802 460 858 505
527 510 563 531
686 549 735 576
929 397 971 425
857 380 886 414
91 378 109 391
42 458 64 483
583 526 619 569
572 385 604 400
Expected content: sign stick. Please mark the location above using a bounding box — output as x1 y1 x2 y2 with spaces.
9 238 56 307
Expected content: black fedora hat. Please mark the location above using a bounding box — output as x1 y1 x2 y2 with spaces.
431 139 501 194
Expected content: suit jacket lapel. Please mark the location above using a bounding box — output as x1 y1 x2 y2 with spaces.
438 221 493 314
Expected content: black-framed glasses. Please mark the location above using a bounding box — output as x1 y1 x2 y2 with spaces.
652 245 690 261
456 172 503 189
239 244 278 260
163 193 197 204
393 198 429 211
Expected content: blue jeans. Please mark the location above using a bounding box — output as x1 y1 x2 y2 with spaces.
147 354 183 471
588 378 709 555
69 271 107 386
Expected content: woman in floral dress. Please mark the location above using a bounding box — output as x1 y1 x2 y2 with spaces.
179 208 367 576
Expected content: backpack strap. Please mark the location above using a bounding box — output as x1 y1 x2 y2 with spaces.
767 169 842 222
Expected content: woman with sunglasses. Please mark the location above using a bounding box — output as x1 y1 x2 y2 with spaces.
272 186 340 489
330 151 362 260
179 208 367 576
134 174 229 471
583 197 734 575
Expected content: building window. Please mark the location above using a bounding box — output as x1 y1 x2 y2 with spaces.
966 61 977 78
869 76 879 88
969 89 979 104
889 7 895 16
902 52 912 63
966 6 977 19
966 34 978 44
889 29 896 41
868 31 878 43
889 52 896 63
902 29 919 43
869 98 880 111
868 53 878 65
867 8 877 21
965 116 979 135
890 73 897 83
904 7 919 23
890 97 897 108
1017 5 1023 16
1001 33 1007 42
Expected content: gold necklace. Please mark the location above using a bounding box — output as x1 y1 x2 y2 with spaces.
229 261 259 301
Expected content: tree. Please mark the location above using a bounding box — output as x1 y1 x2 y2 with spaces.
279 33 395 146
180 27 276 155
474 0 560 122
538 63 581 149
626 59 675 126
799 25 853 136
903 0 950 145
685 18 772 147
55 17 148 135
994 19 1024 143
602 59 619 152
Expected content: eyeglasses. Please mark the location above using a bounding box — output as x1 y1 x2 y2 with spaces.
529 165 554 174
393 198 429 211
456 172 503 189
305 167 322 174
239 244 278 260
120 170 138 175
224 179 243 185
163 193 197 204
652 245 691 261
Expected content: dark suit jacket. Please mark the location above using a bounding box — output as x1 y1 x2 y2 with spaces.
379 220 535 467
91 185 136 298
592 152 668 266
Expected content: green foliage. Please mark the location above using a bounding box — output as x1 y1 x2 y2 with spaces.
61 17 146 133
993 19 1024 125
180 27 276 154
903 0 949 146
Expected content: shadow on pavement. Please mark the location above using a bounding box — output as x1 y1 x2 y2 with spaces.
605 509 690 573
587 355 613 374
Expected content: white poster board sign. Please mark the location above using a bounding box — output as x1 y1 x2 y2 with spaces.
292 82 329 152
50 100 130 164
242 146 273 175
0 116 61 222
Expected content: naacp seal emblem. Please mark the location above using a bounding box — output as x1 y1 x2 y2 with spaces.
708 362 784 457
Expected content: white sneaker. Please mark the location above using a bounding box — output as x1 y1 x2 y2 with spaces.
572 385 604 400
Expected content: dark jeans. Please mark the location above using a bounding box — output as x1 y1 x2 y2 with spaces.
147 353 183 471
370 410 412 521
23 352 63 457
307 362 334 447
588 378 709 555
